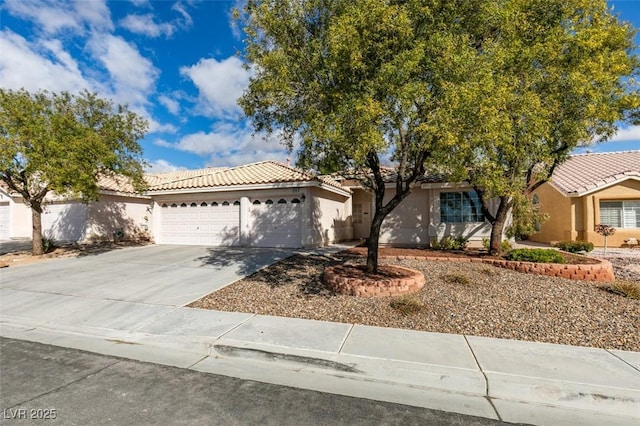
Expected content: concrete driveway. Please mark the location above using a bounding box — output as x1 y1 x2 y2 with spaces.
0 245 292 332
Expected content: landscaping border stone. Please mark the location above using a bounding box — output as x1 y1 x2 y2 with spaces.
324 264 426 297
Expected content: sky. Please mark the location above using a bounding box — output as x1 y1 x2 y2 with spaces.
1 0 639 173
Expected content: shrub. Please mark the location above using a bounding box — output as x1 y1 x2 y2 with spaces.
442 273 471 285
41 237 57 254
505 248 565 264
554 241 594 253
390 295 424 315
431 236 469 251
601 281 640 300
482 238 513 254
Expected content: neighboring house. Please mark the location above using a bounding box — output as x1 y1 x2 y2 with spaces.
529 150 640 247
0 175 152 243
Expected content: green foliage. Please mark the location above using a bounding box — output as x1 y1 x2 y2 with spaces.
505 248 566 264
482 238 513 254
601 281 640 300
441 273 471 285
554 241 594 253
41 237 57 254
0 89 148 255
430 236 469 251
506 194 549 240
389 295 424 315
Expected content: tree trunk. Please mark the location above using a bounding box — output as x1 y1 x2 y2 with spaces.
31 202 44 256
489 196 511 255
365 211 384 274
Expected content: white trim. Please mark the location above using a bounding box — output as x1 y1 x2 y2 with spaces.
147 180 351 197
567 176 640 197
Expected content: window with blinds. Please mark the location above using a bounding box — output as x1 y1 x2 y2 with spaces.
599 200 640 228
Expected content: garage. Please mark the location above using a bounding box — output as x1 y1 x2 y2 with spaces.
158 200 240 246
41 202 88 242
249 197 303 248
0 203 9 240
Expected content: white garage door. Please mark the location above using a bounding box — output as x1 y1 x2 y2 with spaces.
0 203 9 240
250 197 302 248
41 202 88 242
159 200 240 246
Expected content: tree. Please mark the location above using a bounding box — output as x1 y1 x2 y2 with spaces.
0 89 148 255
595 224 616 254
437 0 639 254
238 0 488 273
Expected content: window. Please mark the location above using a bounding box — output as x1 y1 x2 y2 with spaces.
200 202 208 207
190 202 197 207
600 200 640 228
233 201 240 206
222 201 229 206
253 200 261 205
161 204 168 208
211 202 218 206
440 191 484 223
277 199 287 204
180 203 187 208
265 199 273 205
353 203 363 224
291 198 301 204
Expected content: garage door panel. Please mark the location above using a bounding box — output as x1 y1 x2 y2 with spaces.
250 203 302 248
159 202 239 246
0 203 9 240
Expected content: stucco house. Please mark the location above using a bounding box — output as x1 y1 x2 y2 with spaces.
529 150 640 247
1 160 504 248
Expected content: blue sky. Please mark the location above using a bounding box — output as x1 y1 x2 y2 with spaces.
1 0 639 173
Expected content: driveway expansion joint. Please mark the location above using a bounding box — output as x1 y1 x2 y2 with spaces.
463 335 501 421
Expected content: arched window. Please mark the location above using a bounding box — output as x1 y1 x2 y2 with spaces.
252 200 261 205
161 203 168 208
222 201 230 206
190 202 197 207
291 198 301 204
532 193 540 205
265 199 274 205
170 203 178 208
200 202 208 207
211 202 218 206
277 199 287 204
180 203 187 208
233 201 240 206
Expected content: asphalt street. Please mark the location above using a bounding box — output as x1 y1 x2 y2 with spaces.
0 338 516 426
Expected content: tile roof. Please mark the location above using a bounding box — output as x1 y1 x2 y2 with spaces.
146 160 342 191
550 150 640 196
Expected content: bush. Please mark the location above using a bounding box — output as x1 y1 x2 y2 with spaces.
441 273 471 285
482 238 513 254
41 236 57 253
390 295 424 315
430 236 469 251
554 240 594 253
601 281 640 300
505 248 565 264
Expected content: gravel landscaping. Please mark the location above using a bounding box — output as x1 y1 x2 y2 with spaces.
190 249 640 352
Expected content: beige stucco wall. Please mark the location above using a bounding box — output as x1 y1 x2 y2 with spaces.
309 186 352 246
3 193 32 239
531 179 640 247
582 179 640 247
379 187 431 246
529 182 573 244
86 194 152 241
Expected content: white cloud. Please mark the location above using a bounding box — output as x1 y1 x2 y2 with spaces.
130 0 151 7
158 94 180 115
180 56 250 118
88 34 159 107
2 0 112 35
160 121 291 166
610 125 640 142
0 30 93 92
147 118 178 134
145 159 186 173
120 14 176 38
171 1 193 29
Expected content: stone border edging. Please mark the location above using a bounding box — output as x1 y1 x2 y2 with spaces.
379 254 615 282
324 264 426 297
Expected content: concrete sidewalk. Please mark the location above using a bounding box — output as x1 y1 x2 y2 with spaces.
1 304 638 426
